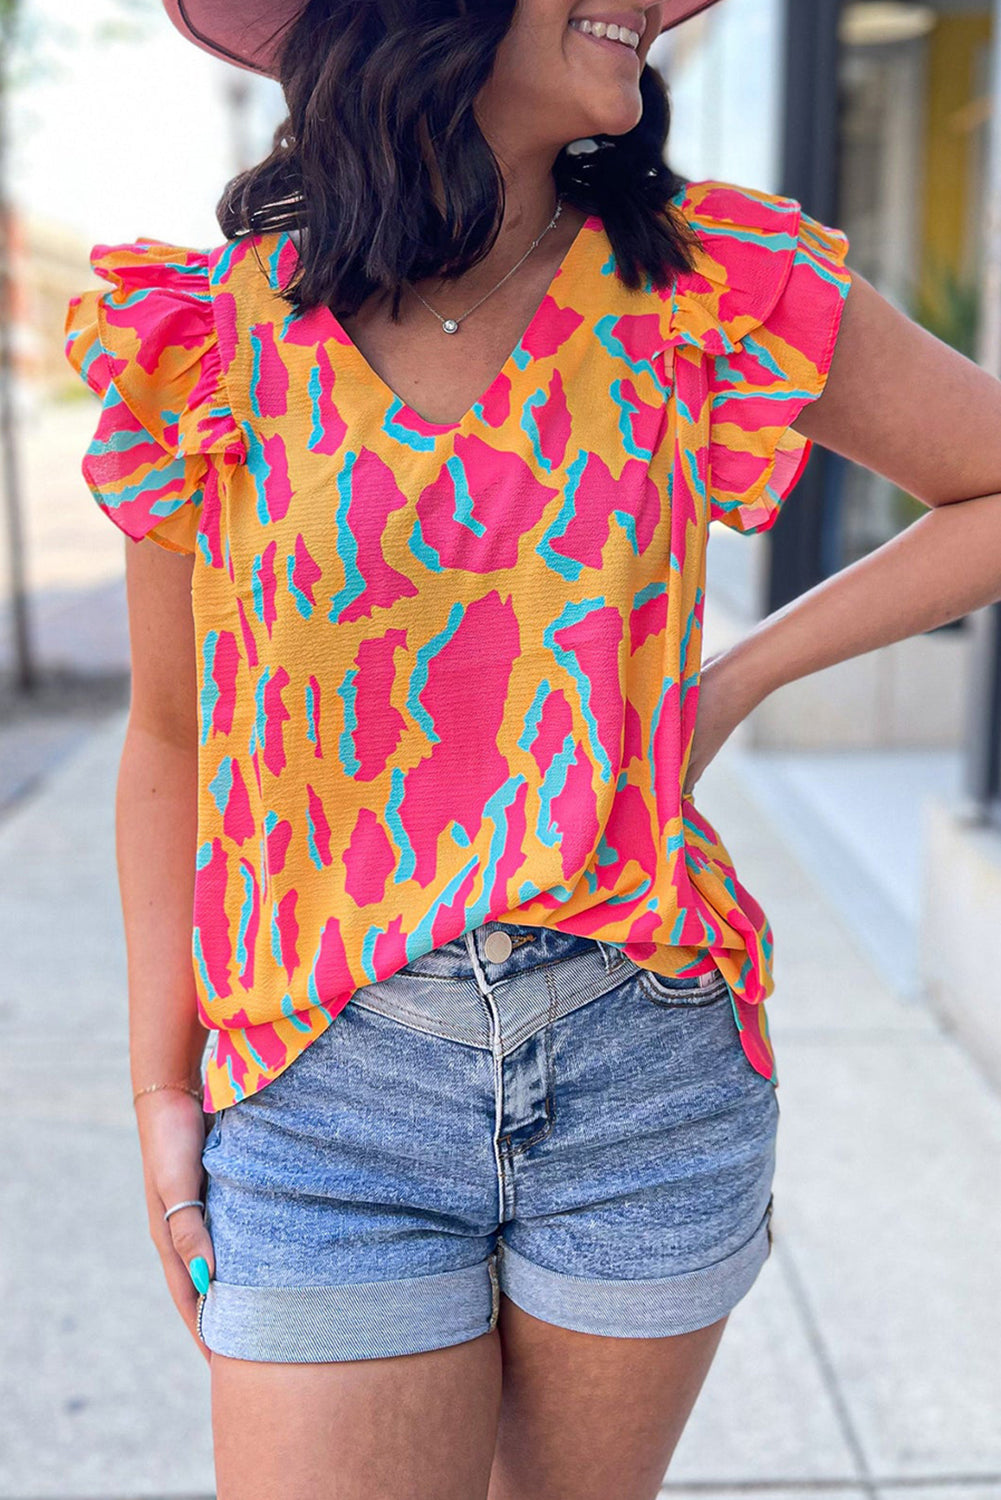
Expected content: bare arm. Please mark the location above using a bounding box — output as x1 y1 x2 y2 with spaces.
688 272 1001 790
119 538 205 1097
718 493 1001 714
118 536 215 1362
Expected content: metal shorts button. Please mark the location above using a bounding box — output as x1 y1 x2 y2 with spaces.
484 930 513 963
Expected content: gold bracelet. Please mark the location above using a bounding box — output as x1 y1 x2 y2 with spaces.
133 1081 203 1105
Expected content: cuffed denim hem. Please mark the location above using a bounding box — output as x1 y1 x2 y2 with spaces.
497 1202 773 1339
198 1251 501 1363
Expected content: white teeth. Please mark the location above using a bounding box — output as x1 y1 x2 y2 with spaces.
568 17 640 47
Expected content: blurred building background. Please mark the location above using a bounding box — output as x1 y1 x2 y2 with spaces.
654 0 1001 1089
5 0 283 399
0 0 285 793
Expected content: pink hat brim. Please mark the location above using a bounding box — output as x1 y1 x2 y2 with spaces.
163 0 724 78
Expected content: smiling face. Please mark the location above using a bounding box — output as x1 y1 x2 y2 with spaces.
477 0 667 157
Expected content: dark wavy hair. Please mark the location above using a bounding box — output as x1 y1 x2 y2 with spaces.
216 0 701 320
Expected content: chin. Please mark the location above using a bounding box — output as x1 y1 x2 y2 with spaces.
580 98 644 138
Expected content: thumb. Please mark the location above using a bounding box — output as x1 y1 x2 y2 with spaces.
164 1196 216 1294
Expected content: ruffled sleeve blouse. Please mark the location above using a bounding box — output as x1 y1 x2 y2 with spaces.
64 178 852 1112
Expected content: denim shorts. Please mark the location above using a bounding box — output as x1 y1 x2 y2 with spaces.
196 923 778 1362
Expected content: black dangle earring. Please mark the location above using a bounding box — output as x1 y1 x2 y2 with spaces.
562 136 610 196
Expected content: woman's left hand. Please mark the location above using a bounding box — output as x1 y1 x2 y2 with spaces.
682 650 764 799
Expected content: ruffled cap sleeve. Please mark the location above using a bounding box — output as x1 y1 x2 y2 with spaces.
664 181 852 534
64 239 246 555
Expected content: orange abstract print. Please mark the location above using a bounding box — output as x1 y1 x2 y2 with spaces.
65 179 852 1111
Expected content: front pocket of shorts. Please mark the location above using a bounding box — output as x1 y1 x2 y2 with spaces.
201 1108 226 1159
635 966 731 1008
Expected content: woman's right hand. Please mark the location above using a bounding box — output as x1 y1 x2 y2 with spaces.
135 1090 217 1366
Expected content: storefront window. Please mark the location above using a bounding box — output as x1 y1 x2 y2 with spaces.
836 2 993 570
655 0 785 199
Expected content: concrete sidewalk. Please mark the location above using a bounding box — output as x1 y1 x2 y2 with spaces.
0 704 999 1498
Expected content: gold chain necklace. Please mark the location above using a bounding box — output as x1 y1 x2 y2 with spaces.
405 194 566 335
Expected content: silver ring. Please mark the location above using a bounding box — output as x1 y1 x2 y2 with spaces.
163 1199 205 1223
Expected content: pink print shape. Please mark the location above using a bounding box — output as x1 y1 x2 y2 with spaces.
416 435 559 572
351 629 409 781
546 740 599 882
290 534 322 611
607 311 666 373
595 782 657 897
621 910 669 953
652 677 684 839
368 917 413 978
223 1018 288 1079
212 1031 251 1095
733 995 774 1072
249 745 263 799
306 673 323 760
275 235 301 296
534 369 572 471
100 294 203 379
254 540 278 639
669 359 706 536
399 591 520 886
551 603 625 784
211 290 240 379
492 779 530 903
261 433 293 524
309 915 353 1007
621 700 645 770
478 371 511 428
307 344 348 455
198 460 224 567
209 629 240 737
521 295 583 360
553 452 661 569
307 782 332 867
236 595 259 670
194 837 232 1001
629 589 668 655
428 866 481 951
251 322 289 417
618 375 668 456
262 665 292 778
343 809 396 906
283 303 338 347
267 817 293 876
235 855 260 991
526 689 573 776
275 887 301 983
336 449 419 622
223 756 255 846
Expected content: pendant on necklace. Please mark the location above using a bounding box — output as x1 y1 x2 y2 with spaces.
442 319 459 335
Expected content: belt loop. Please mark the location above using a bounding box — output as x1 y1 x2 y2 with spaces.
595 939 615 975
464 928 493 999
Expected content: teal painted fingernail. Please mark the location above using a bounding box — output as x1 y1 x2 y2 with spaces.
189 1257 210 1295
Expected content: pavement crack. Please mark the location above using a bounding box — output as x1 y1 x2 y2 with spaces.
769 1232 879 1499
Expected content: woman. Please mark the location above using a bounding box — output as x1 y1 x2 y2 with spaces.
64 0 1001 1495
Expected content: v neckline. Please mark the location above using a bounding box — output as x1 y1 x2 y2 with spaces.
279 211 604 434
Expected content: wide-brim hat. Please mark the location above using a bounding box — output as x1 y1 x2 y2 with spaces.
164 0 724 78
